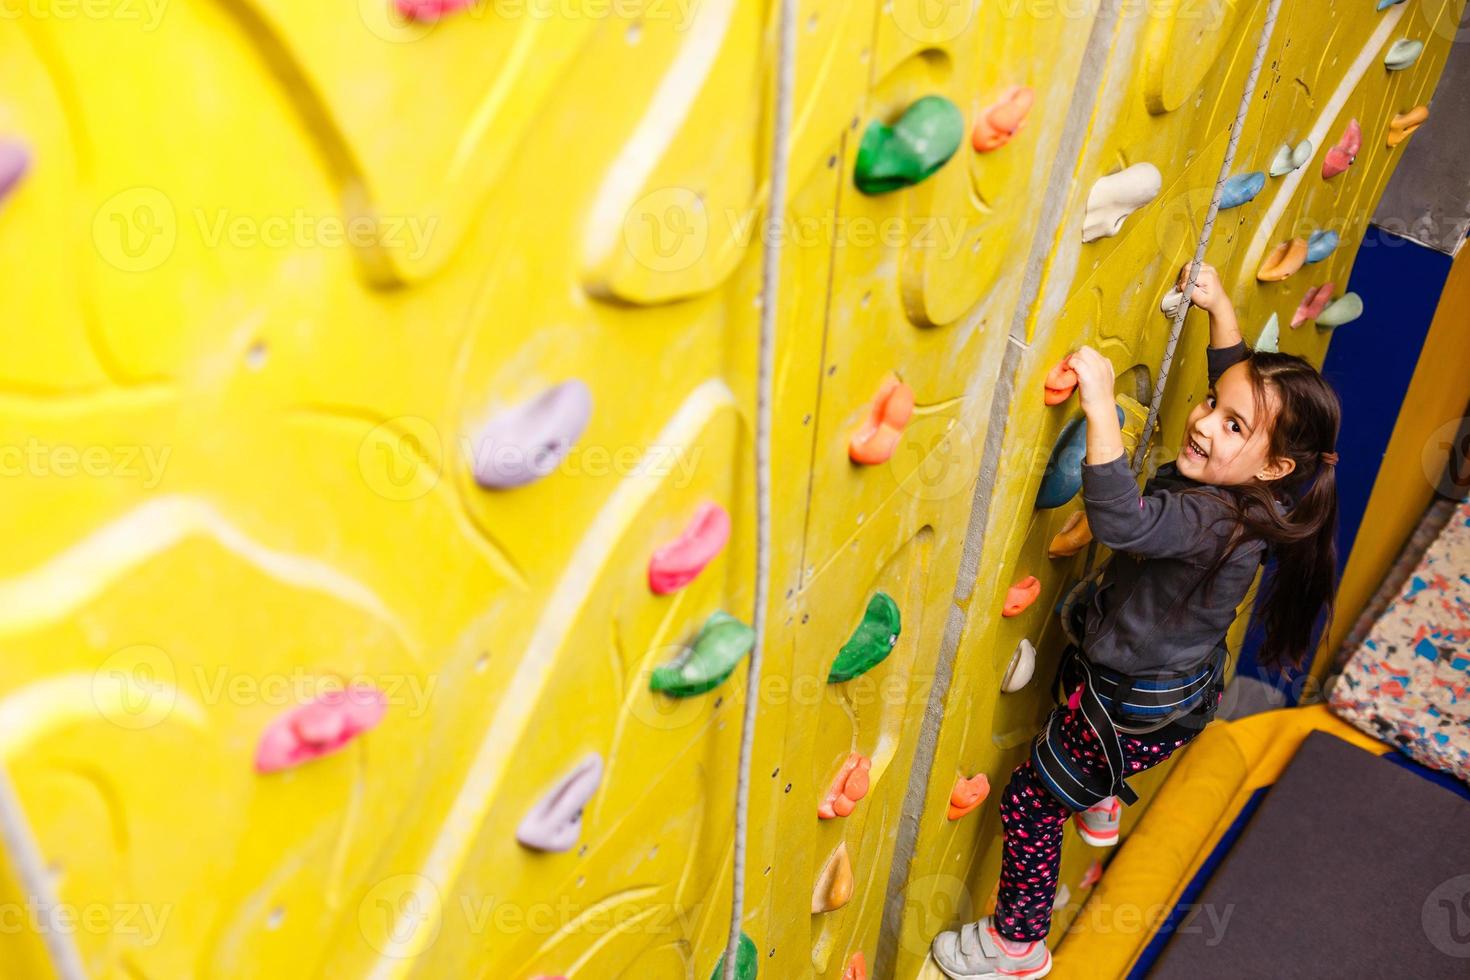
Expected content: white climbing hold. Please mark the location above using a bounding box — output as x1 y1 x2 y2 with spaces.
1053 884 1072 910
1256 313 1281 353
1002 639 1037 693
1082 164 1162 243
1268 140 1312 177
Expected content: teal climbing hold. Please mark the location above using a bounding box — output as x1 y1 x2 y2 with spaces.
1269 140 1312 177
1306 230 1340 264
1219 172 1265 209
1256 313 1281 353
709 933 758 980
1377 0 1407 7
1316 293 1364 329
1036 405 1126 510
827 592 902 683
650 612 755 698
854 96 964 195
1385 38 1424 71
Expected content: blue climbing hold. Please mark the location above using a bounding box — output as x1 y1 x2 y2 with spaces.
1306 230 1340 264
1036 405 1126 510
1219 172 1265 210
1377 0 1407 9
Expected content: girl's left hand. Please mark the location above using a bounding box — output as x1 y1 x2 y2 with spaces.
1067 346 1115 413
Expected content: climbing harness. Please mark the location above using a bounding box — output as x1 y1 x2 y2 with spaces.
722 0 795 976
1031 643 1227 810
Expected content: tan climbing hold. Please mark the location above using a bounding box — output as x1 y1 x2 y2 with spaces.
948 773 990 820
819 752 872 819
1257 238 1308 282
1048 512 1092 558
813 842 854 913
1388 106 1428 148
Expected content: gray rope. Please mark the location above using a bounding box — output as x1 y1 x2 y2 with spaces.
723 0 795 976
0 763 87 979
1132 0 1285 474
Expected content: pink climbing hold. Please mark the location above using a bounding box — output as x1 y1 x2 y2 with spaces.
1321 120 1362 179
394 0 475 20
648 502 731 595
255 686 387 773
1292 283 1336 328
0 139 31 207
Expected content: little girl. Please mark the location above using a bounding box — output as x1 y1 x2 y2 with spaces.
932 263 1343 979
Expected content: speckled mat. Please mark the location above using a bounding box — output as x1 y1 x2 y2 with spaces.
1148 730 1470 979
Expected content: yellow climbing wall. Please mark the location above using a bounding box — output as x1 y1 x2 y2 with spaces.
0 1 1457 979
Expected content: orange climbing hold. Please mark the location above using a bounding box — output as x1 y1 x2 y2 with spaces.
1257 238 1308 282
819 752 871 819
849 376 914 465
812 842 854 913
1048 511 1092 557
971 86 1034 152
1043 359 1078 406
1388 106 1428 148
1321 119 1361 179
948 773 990 820
843 951 868 980
1002 576 1041 617
1079 859 1104 889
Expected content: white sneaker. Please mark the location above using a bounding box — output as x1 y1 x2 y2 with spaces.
930 915 1052 980
1073 795 1121 847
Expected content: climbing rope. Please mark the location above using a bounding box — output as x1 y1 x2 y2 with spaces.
1132 0 1285 473
723 0 795 977
0 762 87 980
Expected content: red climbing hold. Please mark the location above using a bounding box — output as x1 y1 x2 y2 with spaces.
819 752 871 819
843 951 868 980
1322 119 1362 179
1292 282 1336 328
1043 359 1078 406
649 502 731 595
1002 576 1041 617
255 686 387 773
849 376 915 465
395 0 475 20
972 86 1034 153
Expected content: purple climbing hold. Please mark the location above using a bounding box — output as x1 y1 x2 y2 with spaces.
0 140 31 207
473 380 592 489
516 753 604 852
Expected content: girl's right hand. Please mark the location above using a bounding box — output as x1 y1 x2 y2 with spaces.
1067 346 1115 413
1180 262 1225 314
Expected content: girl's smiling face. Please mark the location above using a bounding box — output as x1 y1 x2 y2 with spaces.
1176 361 1295 486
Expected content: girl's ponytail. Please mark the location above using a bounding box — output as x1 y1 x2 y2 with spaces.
1253 447 1339 671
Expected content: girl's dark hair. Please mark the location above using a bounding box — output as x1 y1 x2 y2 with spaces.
1198 351 1342 673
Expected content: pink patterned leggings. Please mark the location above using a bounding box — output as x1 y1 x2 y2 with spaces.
992 700 1197 943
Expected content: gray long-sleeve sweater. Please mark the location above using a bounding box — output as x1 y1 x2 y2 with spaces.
1077 341 1267 676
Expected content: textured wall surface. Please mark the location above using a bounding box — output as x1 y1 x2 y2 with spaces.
0 1 1459 978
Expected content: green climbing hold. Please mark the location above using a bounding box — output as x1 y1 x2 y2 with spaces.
709 932 758 980
854 96 964 195
1316 292 1364 329
827 593 902 683
650 611 755 698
